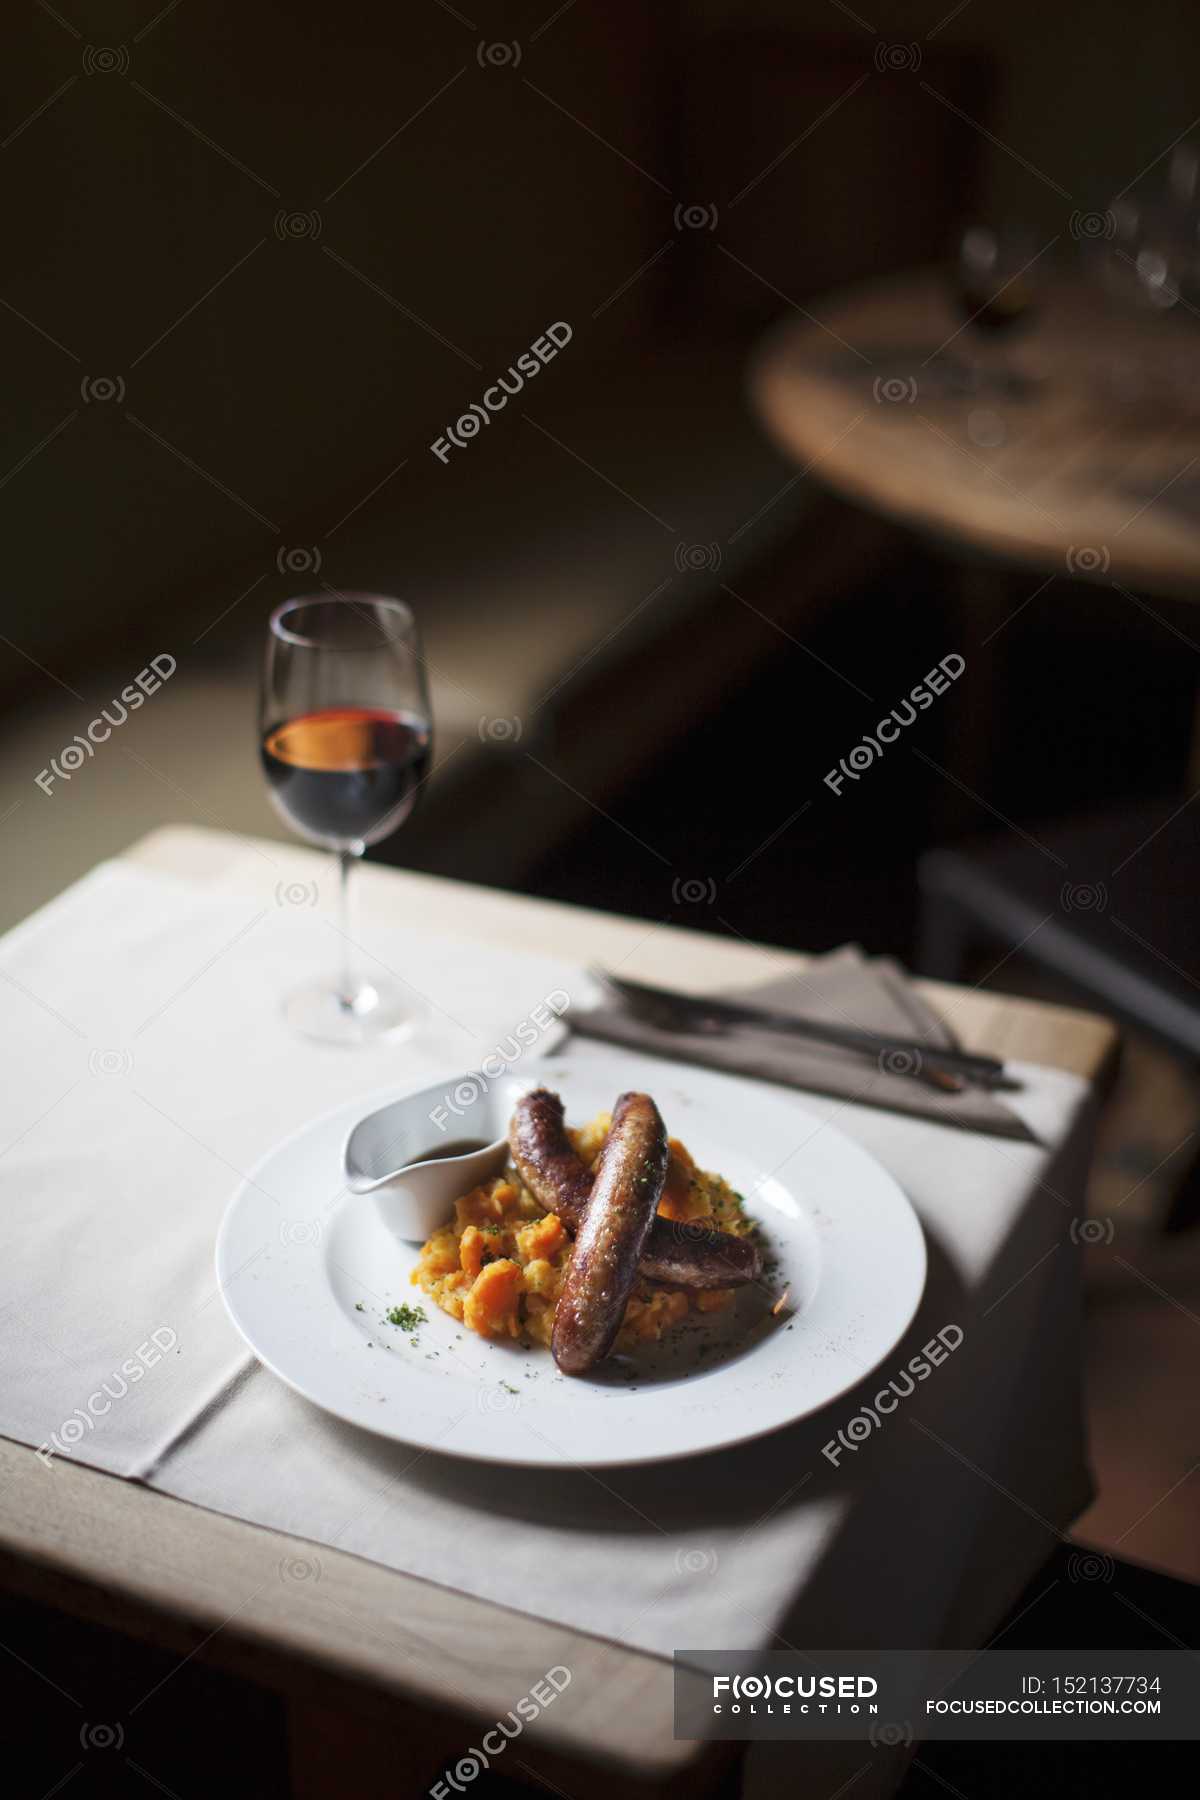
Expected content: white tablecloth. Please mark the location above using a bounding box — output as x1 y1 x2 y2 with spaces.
0 860 1095 1712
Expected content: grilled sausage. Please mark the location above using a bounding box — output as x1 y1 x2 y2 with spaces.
552 1091 668 1375
509 1088 762 1290
508 1088 593 1225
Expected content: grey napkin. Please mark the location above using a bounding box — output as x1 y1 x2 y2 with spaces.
573 944 1034 1141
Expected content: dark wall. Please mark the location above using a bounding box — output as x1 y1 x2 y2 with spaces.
3 1 663 672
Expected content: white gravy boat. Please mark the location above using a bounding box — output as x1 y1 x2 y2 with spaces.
344 1072 539 1240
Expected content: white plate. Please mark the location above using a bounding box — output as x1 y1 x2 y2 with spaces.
215 1048 926 1468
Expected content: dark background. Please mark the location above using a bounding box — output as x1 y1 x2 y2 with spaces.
2 0 1196 960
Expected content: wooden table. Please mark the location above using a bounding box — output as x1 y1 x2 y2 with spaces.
751 271 1200 600
0 826 1119 1797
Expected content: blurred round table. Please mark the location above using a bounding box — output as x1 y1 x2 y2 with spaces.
751 271 1200 600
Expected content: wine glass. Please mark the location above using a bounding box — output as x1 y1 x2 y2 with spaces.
1105 198 1187 314
953 225 1042 393
1099 197 1193 405
260 592 432 1045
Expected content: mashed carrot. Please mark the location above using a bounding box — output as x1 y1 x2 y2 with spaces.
412 1112 755 1351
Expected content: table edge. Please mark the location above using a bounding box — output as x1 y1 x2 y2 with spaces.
0 1436 698 1781
123 823 1119 1084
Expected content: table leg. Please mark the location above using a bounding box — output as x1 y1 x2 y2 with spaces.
936 558 1018 840
1185 678 1200 791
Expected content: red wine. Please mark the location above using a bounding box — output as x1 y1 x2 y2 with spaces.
957 277 1035 335
261 707 431 848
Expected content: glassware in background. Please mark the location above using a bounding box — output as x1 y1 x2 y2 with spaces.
260 593 432 1045
1168 144 1200 313
1167 140 1200 216
1104 198 1186 314
1092 141 1200 407
953 226 1042 394
1099 195 1193 405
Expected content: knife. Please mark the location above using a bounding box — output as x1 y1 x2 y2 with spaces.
583 967 1009 1089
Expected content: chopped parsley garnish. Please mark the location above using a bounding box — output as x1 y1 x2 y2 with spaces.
385 1303 427 1331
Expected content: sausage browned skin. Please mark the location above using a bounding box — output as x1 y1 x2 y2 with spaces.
552 1091 668 1376
508 1089 762 1290
508 1088 593 1226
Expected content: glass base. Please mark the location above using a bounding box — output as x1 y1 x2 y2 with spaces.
283 976 419 1047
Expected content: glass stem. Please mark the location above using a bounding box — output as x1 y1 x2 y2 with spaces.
336 848 357 1010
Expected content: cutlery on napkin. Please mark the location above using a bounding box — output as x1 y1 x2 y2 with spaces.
571 945 1035 1141
589 967 1008 1088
